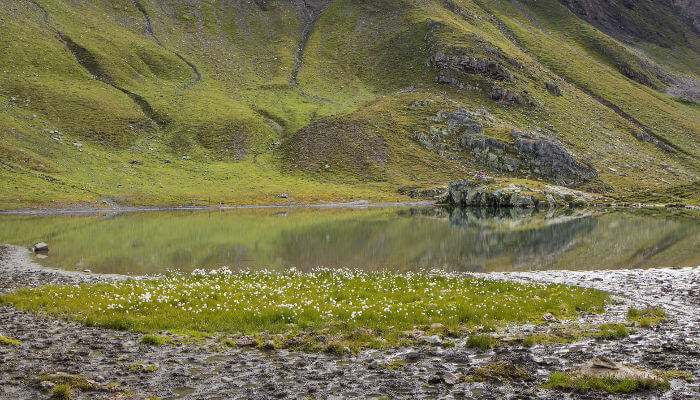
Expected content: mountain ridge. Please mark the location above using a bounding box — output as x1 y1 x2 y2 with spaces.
0 0 698 208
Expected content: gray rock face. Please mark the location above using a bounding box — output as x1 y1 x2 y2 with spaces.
447 179 597 208
431 52 513 81
448 179 543 208
459 130 595 186
438 110 484 133
411 108 596 187
512 130 598 186
435 69 476 90
488 86 527 105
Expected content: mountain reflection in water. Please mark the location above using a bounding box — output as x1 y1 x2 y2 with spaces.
0 207 696 274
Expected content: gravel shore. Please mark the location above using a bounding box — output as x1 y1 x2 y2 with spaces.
0 244 698 399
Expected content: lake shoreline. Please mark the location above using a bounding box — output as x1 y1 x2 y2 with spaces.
1 199 698 216
0 200 436 216
0 244 698 399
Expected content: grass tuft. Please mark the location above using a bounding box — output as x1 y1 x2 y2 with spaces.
128 362 159 372
140 334 168 346
627 306 666 328
468 361 529 382
544 371 669 393
50 384 72 400
594 323 630 339
466 334 493 350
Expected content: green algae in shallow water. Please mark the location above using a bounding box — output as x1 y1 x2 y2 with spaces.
1 269 609 350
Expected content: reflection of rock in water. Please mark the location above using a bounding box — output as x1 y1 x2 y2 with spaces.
397 207 451 218
394 207 598 272
439 208 598 271
447 207 540 228
399 206 541 222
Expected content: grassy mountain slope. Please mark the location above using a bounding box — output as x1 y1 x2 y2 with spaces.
0 0 698 208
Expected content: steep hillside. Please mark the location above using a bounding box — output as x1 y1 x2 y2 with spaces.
0 0 698 208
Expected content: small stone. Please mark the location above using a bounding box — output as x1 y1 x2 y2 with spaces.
428 371 459 385
235 338 256 347
404 352 422 362
430 323 446 330
32 242 49 252
441 371 459 385
94 375 105 383
542 313 557 322
38 381 55 391
424 335 442 344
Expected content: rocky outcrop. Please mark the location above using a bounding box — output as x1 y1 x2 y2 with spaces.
412 108 598 187
512 131 598 186
488 86 527 105
435 69 477 90
513 131 598 186
460 129 597 186
446 179 599 208
431 52 513 81
545 82 562 96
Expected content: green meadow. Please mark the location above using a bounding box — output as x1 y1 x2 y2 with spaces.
0 268 609 351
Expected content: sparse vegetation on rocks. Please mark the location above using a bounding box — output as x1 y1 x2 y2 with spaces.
545 371 668 393
0 334 20 346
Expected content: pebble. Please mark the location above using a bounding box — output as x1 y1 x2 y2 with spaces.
424 335 442 344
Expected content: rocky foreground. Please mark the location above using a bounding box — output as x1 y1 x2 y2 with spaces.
0 244 698 399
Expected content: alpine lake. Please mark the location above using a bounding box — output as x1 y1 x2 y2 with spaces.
1 206 697 275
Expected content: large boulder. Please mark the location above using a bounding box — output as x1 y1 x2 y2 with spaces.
579 357 661 382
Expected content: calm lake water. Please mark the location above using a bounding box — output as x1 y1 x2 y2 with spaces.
0 207 697 274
